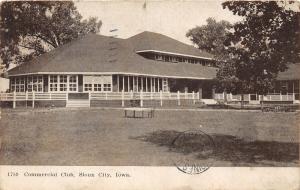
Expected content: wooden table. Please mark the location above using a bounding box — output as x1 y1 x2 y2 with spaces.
124 107 154 118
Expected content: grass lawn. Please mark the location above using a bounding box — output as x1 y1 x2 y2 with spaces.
0 108 299 166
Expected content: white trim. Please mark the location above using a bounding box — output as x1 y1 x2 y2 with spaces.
136 50 213 60
8 72 214 80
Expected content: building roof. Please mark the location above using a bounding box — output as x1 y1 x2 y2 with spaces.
128 31 214 59
277 63 300 80
8 32 217 79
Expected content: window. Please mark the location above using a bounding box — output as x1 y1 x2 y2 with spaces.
37 76 43 91
84 84 93 91
11 77 25 92
11 78 16 92
103 84 111 92
48 75 77 92
69 75 77 92
49 75 58 92
27 77 33 92
94 84 102 91
59 75 67 91
83 75 112 92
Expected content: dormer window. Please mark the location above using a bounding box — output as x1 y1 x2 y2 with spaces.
171 57 178 63
155 54 163 61
137 51 215 67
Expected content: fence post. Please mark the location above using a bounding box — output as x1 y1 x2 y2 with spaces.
185 91 187 99
25 91 28 108
25 91 28 101
292 93 295 103
192 91 195 104
160 90 163 107
105 92 108 100
280 92 282 101
122 90 125 107
13 91 16 109
131 90 133 99
140 90 143 107
32 91 35 108
177 91 180 106
150 91 153 100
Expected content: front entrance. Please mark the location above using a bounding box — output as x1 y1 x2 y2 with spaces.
202 83 213 99
68 93 89 100
66 93 90 107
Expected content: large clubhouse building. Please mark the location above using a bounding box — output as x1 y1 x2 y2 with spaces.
2 31 300 107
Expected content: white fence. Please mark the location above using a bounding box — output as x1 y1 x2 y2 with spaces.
0 91 200 101
214 93 296 102
0 91 200 108
90 91 198 100
0 92 67 101
1 91 297 108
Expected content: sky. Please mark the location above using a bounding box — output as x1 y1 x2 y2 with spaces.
75 0 242 45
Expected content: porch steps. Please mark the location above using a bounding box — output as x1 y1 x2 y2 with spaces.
200 99 218 105
66 99 90 108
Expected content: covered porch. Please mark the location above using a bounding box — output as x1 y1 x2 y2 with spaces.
113 75 215 99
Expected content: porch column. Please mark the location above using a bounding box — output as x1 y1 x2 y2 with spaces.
136 76 139 92
153 78 157 92
198 88 202 100
48 75 50 92
146 77 148 92
117 75 120 92
212 88 215 99
293 81 295 93
122 75 125 91
158 78 160 92
141 77 144 91
127 76 130 92
150 77 153 92
133 76 135 92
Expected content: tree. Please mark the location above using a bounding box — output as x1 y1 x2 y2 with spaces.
187 17 234 102
0 1 102 67
186 17 232 62
221 1 300 96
